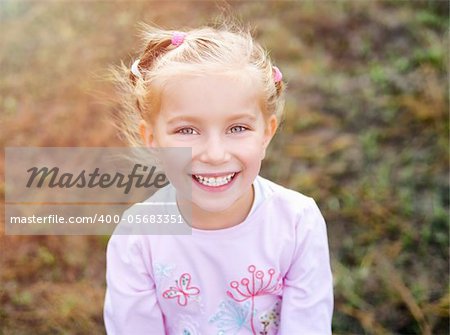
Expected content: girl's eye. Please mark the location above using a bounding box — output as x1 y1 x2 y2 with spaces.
228 125 248 134
176 128 198 135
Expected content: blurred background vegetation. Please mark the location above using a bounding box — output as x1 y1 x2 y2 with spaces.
0 1 448 334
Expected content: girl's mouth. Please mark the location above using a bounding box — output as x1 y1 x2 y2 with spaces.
192 172 237 187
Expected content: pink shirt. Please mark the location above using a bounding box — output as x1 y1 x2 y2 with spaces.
104 176 333 334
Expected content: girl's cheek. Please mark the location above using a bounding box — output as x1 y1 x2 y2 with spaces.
175 137 199 147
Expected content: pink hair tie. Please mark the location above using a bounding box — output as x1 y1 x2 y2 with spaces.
272 66 283 83
171 31 187 47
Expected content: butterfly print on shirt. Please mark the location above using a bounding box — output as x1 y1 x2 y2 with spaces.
162 272 200 306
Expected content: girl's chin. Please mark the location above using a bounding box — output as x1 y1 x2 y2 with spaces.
191 201 236 214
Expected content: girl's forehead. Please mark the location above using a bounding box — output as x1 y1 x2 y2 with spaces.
160 73 263 112
162 70 261 92
155 86 264 127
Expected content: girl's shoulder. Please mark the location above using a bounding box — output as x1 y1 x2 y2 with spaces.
112 184 183 236
255 175 318 212
255 176 326 232
255 175 325 227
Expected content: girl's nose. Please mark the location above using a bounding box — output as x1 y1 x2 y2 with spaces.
198 136 230 165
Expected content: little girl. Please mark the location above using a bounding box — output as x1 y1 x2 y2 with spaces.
104 23 333 334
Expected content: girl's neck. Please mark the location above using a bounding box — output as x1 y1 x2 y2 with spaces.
177 186 254 230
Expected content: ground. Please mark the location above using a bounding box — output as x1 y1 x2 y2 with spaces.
0 1 448 334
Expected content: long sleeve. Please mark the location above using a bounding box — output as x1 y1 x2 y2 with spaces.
278 198 333 334
104 233 165 334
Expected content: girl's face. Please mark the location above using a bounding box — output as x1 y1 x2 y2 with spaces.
141 73 277 218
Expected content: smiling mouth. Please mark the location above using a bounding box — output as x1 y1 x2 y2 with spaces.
193 173 237 187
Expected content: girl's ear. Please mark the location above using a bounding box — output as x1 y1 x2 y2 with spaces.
139 120 156 147
263 114 278 147
261 114 278 159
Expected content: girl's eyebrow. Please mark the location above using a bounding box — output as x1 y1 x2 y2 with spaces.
166 112 258 126
166 115 198 126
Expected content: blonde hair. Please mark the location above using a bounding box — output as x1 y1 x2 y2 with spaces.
112 22 286 147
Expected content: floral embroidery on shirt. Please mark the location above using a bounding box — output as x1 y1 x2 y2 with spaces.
163 273 200 306
259 299 281 335
209 299 252 334
153 263 176 286
227 265 283 335
171 314 201 335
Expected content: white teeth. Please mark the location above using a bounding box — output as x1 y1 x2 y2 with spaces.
194 173 236 187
